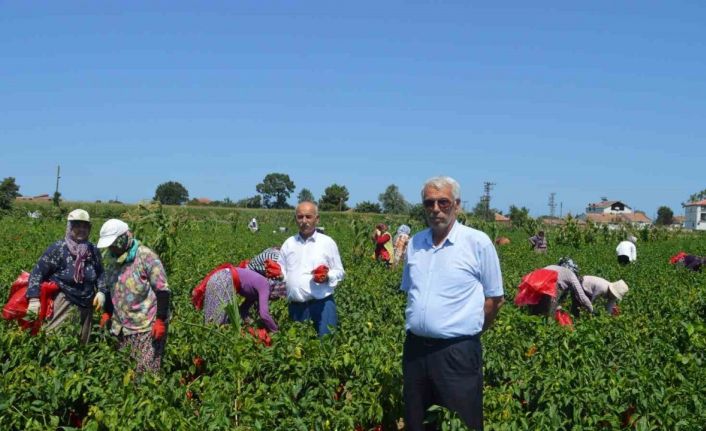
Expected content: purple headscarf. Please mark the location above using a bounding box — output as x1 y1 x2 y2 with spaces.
65 221 90 284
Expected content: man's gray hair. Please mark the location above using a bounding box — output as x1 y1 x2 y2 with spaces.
421 176 461 200
296 200 319 215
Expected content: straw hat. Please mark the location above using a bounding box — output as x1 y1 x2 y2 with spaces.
608 280 629 301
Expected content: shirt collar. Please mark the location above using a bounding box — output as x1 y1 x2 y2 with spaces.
296 230 318 243
423 220 459 248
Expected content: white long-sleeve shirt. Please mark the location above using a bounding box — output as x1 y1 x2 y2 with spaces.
616 241 637 261
279 231 345 303
581 275 618 313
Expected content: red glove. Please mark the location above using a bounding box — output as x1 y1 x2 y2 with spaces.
237 259 250 269
311 265 329 283
151 318 167 341
612 305 621 316
99 312 112 328
264 259 283 279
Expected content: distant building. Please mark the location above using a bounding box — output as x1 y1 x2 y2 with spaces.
581 211 651 229
16 194 51 202
195 198 212 205
585 199 632 215
683 199 706 230
494 212 511 226
672 215 686 228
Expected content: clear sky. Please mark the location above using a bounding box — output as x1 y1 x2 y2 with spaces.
2 2 704 218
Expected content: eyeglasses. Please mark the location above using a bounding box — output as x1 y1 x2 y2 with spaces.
423 198 455 210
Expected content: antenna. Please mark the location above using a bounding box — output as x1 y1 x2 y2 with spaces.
548 192 556 217
482 181 496 221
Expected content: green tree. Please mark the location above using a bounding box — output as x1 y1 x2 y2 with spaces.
297 188 315 203
0 177 20 210
236 195 262 208
355 201 382 213
655 206 674 225
319 184 349 211
688 188 706 202
471 200 500 221
256 173 295 209
508 205 531 228
378 184 409 214
154 181 189 205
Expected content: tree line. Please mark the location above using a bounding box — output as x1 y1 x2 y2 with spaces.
0 173 701 224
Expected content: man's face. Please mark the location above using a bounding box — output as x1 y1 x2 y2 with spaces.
295 202 319 237
70 221 91 242
422 185 459 232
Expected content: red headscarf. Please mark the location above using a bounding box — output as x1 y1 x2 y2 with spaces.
191 263 242 310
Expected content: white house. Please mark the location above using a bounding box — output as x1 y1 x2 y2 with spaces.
586 199 632 215
683 199 706 230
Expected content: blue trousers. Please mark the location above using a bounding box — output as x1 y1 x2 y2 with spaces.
288 295 338 337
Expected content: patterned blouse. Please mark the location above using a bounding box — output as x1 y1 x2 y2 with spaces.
102 244 170 335
28 240 106 308
248 247 287 299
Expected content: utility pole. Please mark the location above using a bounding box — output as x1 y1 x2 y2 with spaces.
53 165 61 207
482 181 496 221
560 202 563 218
548 192 557 218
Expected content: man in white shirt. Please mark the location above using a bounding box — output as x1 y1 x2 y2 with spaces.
279 201 345 337
616 235 637 265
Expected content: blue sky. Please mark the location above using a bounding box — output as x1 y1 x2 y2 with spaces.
2 2 704 218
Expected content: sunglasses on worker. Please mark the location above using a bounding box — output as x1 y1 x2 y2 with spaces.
423 198 456 210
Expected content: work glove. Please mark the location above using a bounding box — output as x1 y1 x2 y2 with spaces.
151 318 167 341
311 265 329 284
99 312 112 328
93 292 105 312
27 298 41 319
264 259 283 279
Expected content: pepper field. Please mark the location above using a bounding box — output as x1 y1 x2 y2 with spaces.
1 204 705 430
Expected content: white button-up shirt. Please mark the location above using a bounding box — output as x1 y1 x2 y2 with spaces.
401 222 504 338
616 241 637 261
279 231 345 303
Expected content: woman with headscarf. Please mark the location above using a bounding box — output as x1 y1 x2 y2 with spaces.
372 223 393 266
392 224 411 266
94 219 171 373
246 246 287 299
670 251 704 272
515 257 593 319
191 259 279 332
26 209 106 344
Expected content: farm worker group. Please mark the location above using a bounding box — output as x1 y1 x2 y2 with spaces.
515 257 629 322
194 200 345 338
16 173 695 430
370 223 411 268
24 211 171 373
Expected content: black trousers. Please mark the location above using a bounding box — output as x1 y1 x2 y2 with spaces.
403 331 483 431
617 255 630 265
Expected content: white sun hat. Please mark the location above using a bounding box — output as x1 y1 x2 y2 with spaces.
97 219 130 248
608 280 629 301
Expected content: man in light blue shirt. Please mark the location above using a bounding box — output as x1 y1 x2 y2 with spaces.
401 176 504 431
